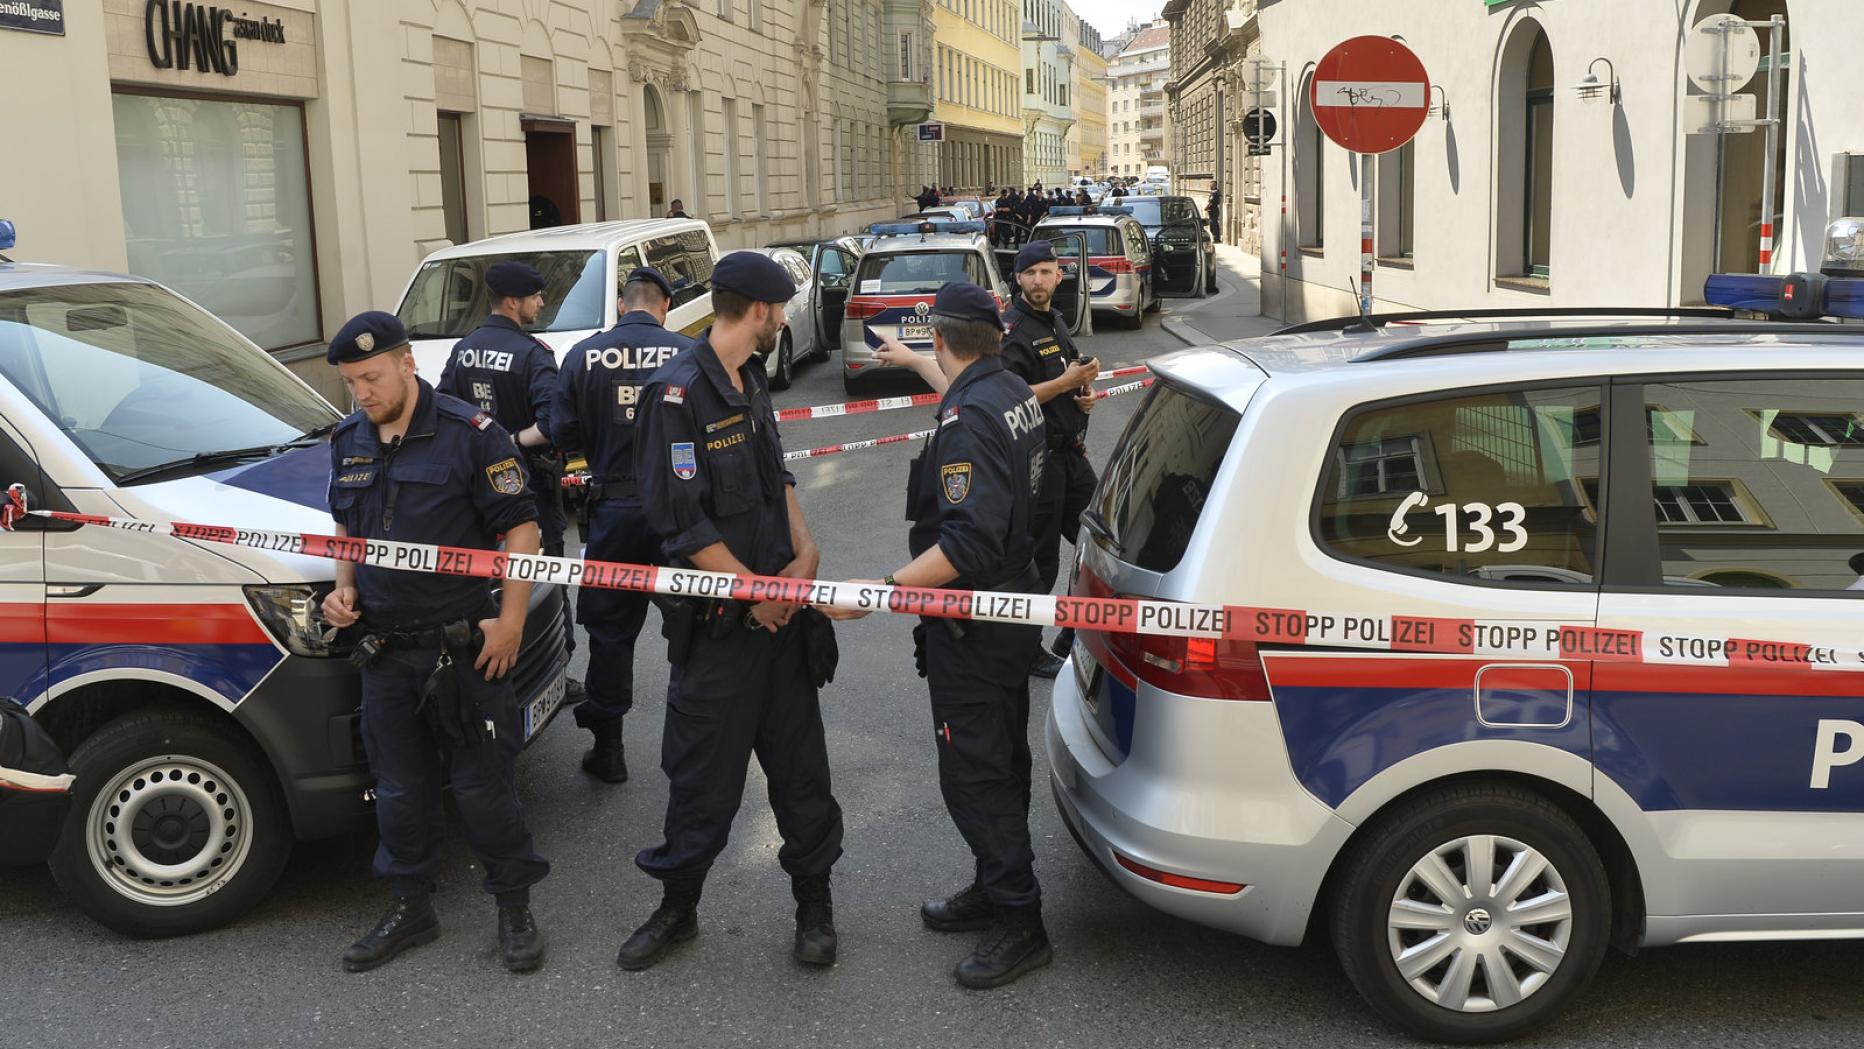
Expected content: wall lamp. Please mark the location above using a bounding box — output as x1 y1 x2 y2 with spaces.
1575 57 1620 104
1427 84 1450 121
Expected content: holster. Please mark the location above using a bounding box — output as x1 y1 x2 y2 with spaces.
420 619 486 748
655 595 698 666
799 608 839 689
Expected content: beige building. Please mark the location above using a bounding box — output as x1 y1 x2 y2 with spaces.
1105 20 1169 179
1 0 929 400
1065 9 1107 178
929 0 1024 191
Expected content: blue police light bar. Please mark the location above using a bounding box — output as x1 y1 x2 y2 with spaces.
1704 271 1864 320
1703 273 1784 312
1097 206 1135 215
868 220 986 236
0 220 14 251
1047 206 1133 217
1048 206 1089 216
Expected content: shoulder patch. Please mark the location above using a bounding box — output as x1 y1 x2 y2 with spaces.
940 462 972 504
940 406 961 428
670 441 698 480
664 385 686 405
471 411 495 431
485 457 525 495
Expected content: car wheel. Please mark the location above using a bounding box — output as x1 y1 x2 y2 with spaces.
49 709 290 938
1205 250 1220 294
770 329 794 391
1329 783 1610 1044
1143 281 1163 314
841 368 865 397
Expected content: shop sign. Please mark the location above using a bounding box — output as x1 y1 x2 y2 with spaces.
143 0 287 76
0 0 65 36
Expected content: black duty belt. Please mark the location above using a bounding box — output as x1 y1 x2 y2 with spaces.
587 477 639 501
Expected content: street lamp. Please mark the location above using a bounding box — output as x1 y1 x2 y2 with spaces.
1574 57 1620 104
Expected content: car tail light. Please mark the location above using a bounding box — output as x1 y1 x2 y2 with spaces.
1113 851 1246 895
1076 567 1269 702
1095 257 1135 274
844 297 887 320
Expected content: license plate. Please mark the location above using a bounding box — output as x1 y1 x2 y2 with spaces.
1073 640 1103 716
523 666 567 741
898 323 933 341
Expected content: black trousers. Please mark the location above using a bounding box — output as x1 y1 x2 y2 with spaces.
924 617 1043 909
635 620 844 887
1032 446 1098 593
573 497 658 728
530 471 573 653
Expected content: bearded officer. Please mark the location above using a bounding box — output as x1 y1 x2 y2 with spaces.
617 251 844 971
551 267 695 783
824 282 1052 988
320 311 550 973
998 241 1099 678
439 261 579 680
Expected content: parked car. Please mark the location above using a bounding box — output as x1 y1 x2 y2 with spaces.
764 236 864 370
1119 195 1219 297
0 229 568 937
1048 298 1864 1042
1033 205 1158 328
738 247 823 391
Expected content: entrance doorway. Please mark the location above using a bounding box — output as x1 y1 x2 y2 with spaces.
524 118 579 229
644 85 671 217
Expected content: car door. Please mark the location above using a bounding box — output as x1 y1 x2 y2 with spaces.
814 245 856 352
1043 230 1091 337
1592 371 1864 924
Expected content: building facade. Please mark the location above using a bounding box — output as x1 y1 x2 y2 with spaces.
1163 0 1262 249
1020 0 1075 187
930 0 1024 191
1257 0 1860 321
1105 20 1169 179
1 0 926 400
1065 10 1108 178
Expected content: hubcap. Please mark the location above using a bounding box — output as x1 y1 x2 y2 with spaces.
85 754 255 907
1385 834 1573 1013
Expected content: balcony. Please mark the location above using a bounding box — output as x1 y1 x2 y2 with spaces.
1139 102 1164 119
1139 125 1166 143
888 78 933 126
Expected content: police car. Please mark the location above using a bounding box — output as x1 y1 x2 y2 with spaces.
1049 269 1864 1041
0 224 568 938
1033 205 1157 328
839 220 1012 395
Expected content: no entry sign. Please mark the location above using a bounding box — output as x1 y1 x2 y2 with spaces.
1310 36 1431 154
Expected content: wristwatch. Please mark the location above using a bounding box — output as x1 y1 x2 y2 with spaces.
883 573 899 587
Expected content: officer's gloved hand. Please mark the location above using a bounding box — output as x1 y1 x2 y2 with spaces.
526 448 563 481
912 623 928 679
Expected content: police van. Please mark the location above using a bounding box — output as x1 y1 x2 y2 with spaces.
1032 205 1157 328
1049 272 1864 1041
0 225 568 938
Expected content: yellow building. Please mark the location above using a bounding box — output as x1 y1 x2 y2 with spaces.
1067 11 1109 177
931 0 1024 191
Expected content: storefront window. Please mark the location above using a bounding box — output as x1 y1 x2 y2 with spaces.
112 92 321 352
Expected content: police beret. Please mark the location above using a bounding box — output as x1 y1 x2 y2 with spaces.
929 281 1000 327
624 265 674 301
711 251 796 304
326 311 409 365
1014 240 1057 272
485 260 547 298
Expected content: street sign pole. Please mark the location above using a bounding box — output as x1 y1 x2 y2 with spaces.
1758 14 1783 272
1359 159 1373 318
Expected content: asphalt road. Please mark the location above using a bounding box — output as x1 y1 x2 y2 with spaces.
4 281 1862 1049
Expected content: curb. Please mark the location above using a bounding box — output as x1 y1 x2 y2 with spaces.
1163 255 1265 347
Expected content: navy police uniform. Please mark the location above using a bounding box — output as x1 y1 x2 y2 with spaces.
553 267 695 733
325 312 550 906
905 284 1048 912
630 255 843 891
999 241 1099 598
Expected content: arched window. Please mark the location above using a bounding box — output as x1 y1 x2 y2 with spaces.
1295 70 1324 249
1496 21 1554 281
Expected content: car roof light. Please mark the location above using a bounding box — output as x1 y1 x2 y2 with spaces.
867 220 985 237
0 220 14 251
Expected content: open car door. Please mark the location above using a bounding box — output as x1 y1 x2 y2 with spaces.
813 243 857 354
991 219 1033 285
1043 230 1092 336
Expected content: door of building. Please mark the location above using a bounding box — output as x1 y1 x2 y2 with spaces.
524 119 580 230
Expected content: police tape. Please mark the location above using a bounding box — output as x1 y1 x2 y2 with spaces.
564 376 1157 481
771 364 1151 423
8 497 1863 673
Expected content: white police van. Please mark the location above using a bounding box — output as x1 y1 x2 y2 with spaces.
1049 270 1864 1041
0 223 567 937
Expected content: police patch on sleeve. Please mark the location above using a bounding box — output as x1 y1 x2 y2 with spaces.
664 385 686 405
471 411 495 431
671 441 698 480
485 457 525 495
941 462 972 504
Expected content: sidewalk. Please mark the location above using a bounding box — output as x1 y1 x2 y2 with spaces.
1161 243 1282 347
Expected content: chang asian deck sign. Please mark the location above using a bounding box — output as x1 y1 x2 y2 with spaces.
0 1 65 36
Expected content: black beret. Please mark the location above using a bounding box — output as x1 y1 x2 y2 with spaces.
712 251 796 304
1014 240 1057 272
624 265 674 301
326 311 409 365
929 281 1000 327
485 260 547 298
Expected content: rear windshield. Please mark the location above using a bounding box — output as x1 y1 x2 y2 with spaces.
1123 198 1199 229
1042 226 1120 255
855 250 986 294
1095 382 1240 572
397 250 607 339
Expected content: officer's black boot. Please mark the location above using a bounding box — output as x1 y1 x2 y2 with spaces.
342 895 440 973
792 873 838 967
920 881 993 932
1030 649 1065 679
954 905 1052 990
617 885 700 971
497 902 545 973
580 719 628 783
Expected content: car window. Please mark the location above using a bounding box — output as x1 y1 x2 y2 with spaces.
1041 226 1119 255
0 282 338 482
1317 386 1605 584
398 250 607 338
854 250 985 294
780 253 812 286
613 245 645 296
1642 377 1864 592
1158 198 1200 225
1097 382 1241 572
643 231 716 309
1122 199 1162 228
1125 222 1150 257
817 248 853 289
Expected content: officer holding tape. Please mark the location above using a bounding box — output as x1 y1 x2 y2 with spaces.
439 261 579 675
320 311 550 974
999 240 1099 678
552 267 695 783
618 251 844 972
824 282 1053 989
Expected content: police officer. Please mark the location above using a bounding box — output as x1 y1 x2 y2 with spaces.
999 240 1100 678
616 252 844 972
320 312 550 974
439 261 579 680
551 267 695 783
826 282 1052 989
